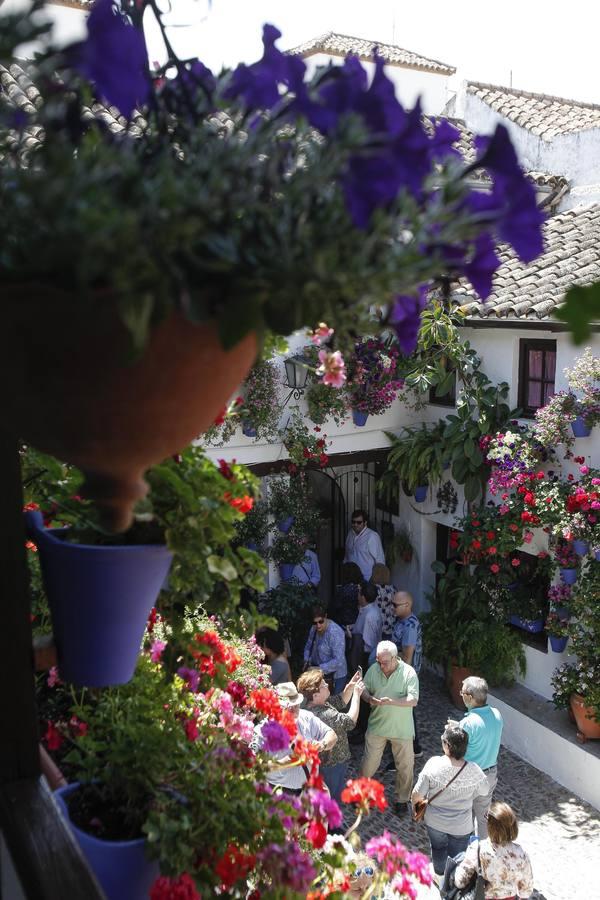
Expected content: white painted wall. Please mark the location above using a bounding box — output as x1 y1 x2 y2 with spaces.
302 52 451 115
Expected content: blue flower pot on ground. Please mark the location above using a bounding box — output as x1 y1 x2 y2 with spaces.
55 784 159 900
571 416 592 438
279 563 295 581
26 510 173 687
413 485 428 503
242 421 257 438
509 615 544 633
560 567 577 586
573 539 589 557
549 635 569 653
278 516 295 533
352 409 369 427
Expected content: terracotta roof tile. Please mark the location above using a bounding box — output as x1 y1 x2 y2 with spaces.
455 205 600 321
288 32 455 75
467 81 600 140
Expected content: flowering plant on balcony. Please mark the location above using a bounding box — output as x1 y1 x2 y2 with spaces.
552 539 578 569
302 346 349 426
545 610 570 638
563 348 600 428
345 338 403 416
0 0 544 361
533 392 577 454
281 411 330 470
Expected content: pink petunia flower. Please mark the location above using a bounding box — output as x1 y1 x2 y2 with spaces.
317 349 346 388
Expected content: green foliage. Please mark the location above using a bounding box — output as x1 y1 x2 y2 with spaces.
385 526 415 566
258 582 316 664
381 421 447 494
422 562 526 686
234 500 270 548
555 282 600 344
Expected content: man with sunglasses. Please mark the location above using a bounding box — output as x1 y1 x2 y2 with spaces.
343 509 385 582
303 606 347 693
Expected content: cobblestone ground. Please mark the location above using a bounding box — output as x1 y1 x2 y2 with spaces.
341 669 600 899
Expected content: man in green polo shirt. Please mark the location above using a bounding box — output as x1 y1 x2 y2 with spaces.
359 640 418 816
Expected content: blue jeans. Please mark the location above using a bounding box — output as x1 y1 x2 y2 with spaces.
322 761 348 806
425 824 471 876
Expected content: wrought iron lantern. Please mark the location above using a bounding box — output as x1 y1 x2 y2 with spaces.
283 355 310 403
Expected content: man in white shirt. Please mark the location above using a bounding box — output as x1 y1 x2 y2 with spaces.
343 509 385 581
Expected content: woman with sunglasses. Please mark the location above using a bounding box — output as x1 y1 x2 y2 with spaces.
454 802 534 899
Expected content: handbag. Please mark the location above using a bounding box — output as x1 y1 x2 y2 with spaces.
441 844 486 900
412 761 467 822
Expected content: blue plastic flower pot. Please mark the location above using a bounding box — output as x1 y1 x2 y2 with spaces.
279 563 295 581
573 539 589 557
549 635 569 653
26 510 172 687
560 567 577 586
571 416 592 438
595 549 600 562
509 615 544 633
242 421 257 438
245 541 258 552
278 516 295 534
352 409 369 427
55 784 159 900
413 485 428 503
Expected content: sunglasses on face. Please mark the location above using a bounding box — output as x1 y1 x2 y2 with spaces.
352 519 364 525
351 866 374 878
313 618 325 625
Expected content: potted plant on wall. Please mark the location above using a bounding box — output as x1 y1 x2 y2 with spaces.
382 421 446 503
385 526 416 566
563 348 600 437
345 338 403 426
237 359 284 441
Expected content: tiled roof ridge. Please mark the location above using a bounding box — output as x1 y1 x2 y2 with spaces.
288 31 456 73
467 80 600 114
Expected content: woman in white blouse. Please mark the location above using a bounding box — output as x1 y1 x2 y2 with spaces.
411 724 488 877
455 801 533 899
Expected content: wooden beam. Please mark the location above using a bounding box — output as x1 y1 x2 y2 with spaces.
0 434 39 781
0 777 105 899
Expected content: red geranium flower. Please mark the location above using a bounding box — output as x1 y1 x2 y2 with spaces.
150 873 200 900
215 844 256 889
490 563 500 574
218 459 235 480
43 721 63 751
305 820 328 849
341 777 387 812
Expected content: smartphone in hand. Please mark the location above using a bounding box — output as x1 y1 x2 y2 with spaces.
356 666 363 678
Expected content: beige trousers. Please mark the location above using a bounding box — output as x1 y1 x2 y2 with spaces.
360 731 414 802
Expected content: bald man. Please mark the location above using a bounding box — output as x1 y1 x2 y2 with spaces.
391 591 422 757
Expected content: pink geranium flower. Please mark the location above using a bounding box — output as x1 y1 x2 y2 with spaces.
150 639 167 663
309 322 334 345
317 349 346 387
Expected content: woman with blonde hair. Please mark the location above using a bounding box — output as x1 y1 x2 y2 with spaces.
370 563 396 640
454 801 534 899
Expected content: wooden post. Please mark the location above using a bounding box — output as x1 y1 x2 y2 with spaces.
0 433 39 780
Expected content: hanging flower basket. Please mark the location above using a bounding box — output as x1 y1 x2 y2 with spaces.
560 567 578 585
413 485 429 503
573 539 589 557
549 635 569 653
55 783 159 900
242 421 258 438
26 510 172 687
571 416 592 438
3 290 256 531
352 409 369 427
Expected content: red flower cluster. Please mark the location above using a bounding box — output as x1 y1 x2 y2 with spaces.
217 459 235 481
190 631 241 677
246 688 283 720
341 777 387 812
223 492 254 514
150 873 201 900
215 844 256 889
225 680 247 706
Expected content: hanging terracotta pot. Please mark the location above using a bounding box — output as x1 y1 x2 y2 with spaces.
26 510 172 687
570 693 600 741
2 286 257 531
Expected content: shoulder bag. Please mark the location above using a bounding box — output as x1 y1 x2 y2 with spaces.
412 760 467 822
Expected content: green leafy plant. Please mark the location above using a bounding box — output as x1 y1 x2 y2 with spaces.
279 410 330 470
381 421 447 494
257 581 317 665
385 526 415 566
423 562 526 686
234 499 270 548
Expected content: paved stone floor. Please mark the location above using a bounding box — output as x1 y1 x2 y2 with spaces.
341 669 600 899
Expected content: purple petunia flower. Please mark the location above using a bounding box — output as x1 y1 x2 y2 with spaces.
463 232 501 299
225 24 305 112
260 719 290 753
304 787 343 828
177 666 200 693
67 0 150 118
257 841 316 892
388 288 428 355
